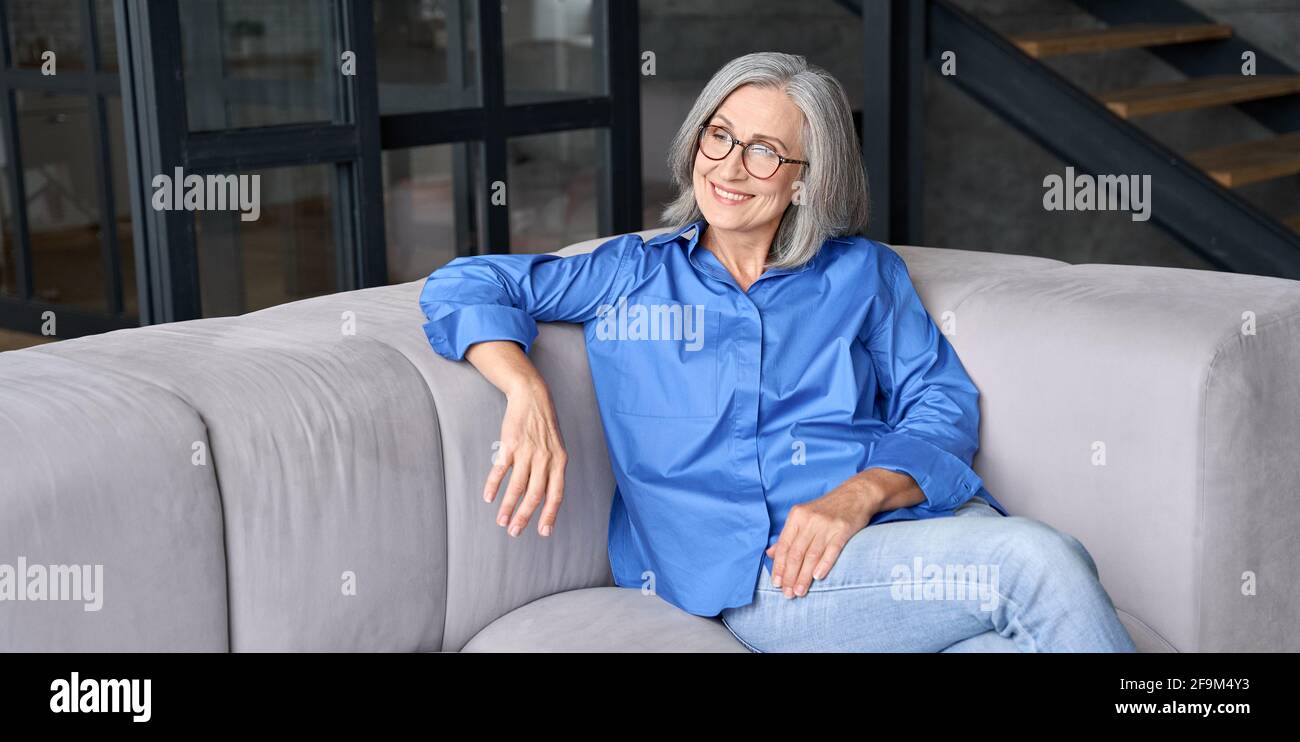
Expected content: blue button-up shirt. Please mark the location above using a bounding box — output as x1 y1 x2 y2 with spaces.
419 219 1008 617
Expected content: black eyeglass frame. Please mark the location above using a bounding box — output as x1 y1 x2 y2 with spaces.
695 124 810 179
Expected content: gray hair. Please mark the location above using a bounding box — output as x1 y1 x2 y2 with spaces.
659 52 871 270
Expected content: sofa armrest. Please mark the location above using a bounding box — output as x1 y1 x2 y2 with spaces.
945 261 1300 651
228 280 620 651
411 318 619 650
0 352 228 650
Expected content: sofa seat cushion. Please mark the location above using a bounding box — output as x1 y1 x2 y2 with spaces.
461 586 1050 652
460 587 749 652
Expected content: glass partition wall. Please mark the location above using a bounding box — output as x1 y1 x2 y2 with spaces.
0 0 137 337
379 0 641 277
0 0 639 333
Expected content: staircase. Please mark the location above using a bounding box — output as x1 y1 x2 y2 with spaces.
1012 15 1300 224
837 0 1300 278
1010 22 1233 58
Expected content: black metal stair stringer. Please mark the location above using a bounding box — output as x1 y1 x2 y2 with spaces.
1072 0 1300 134
927 0 1300 278
832 0 1300 278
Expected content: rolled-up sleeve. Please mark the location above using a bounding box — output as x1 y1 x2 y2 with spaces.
863 250 985 513
419 234 637 361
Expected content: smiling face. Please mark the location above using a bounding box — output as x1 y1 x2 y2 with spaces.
692 84 807 239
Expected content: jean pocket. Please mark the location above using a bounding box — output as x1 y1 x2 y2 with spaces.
602 294 720 418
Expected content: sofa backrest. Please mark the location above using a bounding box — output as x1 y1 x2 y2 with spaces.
0 350 228 650
939 256 1300 651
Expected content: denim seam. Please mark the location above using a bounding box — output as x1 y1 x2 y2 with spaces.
760 577 1004 595
757 579 1034 646
719 615 764 653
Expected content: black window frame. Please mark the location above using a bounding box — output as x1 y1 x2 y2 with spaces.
116 0 385 324
3 0 643 331
0 0 137 336
378 0 643 257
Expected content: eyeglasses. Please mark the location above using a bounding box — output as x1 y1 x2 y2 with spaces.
696 124 809 180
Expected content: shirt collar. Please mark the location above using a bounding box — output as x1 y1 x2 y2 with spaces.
646 219 705 250
651 218 843 283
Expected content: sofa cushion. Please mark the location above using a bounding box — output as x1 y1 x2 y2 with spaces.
234 282 622 652
29 315 447 651
461 587 749 652
0 352 228 650
461 587 1044 652
953 263 1300 651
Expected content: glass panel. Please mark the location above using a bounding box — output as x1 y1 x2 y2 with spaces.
375 0 480 114
383 143 479 282
106 97 137 317
0 114 14 297
503 0 604 105
95 0 119 71
6 0 88 71
507 128 603 252
180 0 339 132
17 91 105 310
195 164 337 317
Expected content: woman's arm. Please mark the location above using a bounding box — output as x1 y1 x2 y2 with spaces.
464 338 547 397
862 249 986 513
419 235 636 360
464 340 568 538
769 248 984 597
854 467 925 512
418 235 638 537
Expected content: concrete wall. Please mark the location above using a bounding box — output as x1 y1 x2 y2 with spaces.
639 0 1300 270
638 0 863 226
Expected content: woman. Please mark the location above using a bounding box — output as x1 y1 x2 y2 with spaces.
419 52 1136 652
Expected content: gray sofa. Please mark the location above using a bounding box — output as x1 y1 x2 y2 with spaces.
3 225 1298 652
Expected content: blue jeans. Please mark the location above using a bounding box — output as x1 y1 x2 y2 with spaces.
719 496 1137 652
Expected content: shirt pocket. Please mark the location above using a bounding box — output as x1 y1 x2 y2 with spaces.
605 294 720 418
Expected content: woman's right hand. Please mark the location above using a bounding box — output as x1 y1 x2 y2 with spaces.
483 376 569 538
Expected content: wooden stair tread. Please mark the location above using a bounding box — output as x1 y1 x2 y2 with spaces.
1188 131 1300 187
1098 74 1300 118
1012 23 1232 58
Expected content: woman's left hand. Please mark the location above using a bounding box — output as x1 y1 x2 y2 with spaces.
767 474 881 599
